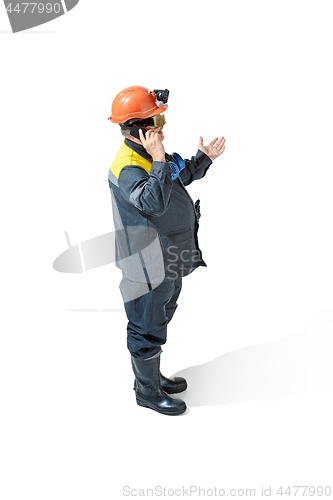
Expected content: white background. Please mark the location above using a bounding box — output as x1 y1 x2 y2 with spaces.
1 1 333 498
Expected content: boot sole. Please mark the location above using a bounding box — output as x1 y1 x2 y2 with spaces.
136 396 187 416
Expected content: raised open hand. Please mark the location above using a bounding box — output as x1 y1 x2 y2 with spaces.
198 136 226 161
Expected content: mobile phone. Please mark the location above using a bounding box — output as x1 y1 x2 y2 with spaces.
130 124 146 140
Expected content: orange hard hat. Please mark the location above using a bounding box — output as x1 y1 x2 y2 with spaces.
108 86 168 124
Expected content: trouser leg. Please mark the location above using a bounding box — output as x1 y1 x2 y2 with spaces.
157 277 187 393
165 277 182 325
120 277 182 360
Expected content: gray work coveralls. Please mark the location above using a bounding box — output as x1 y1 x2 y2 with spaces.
108 138 212 359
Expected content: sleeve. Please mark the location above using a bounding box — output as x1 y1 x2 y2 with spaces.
179 149 212 187
118 161 174 217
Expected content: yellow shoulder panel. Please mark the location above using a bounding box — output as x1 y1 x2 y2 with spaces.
110 141 152 179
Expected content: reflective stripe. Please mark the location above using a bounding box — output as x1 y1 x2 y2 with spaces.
108 169 119 187
129 186 144 210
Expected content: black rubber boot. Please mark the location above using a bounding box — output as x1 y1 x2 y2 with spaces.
160 373 187 394
131 355 187 416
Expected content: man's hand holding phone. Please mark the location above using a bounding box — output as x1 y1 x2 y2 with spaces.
139 128 166 162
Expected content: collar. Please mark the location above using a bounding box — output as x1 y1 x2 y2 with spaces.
125 138 153 162
125 138 174 164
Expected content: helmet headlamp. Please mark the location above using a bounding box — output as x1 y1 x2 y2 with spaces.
153 89 169 105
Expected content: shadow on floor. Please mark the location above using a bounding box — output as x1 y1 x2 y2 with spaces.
171 307 333 407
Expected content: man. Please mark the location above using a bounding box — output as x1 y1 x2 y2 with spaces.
108 86 226 416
